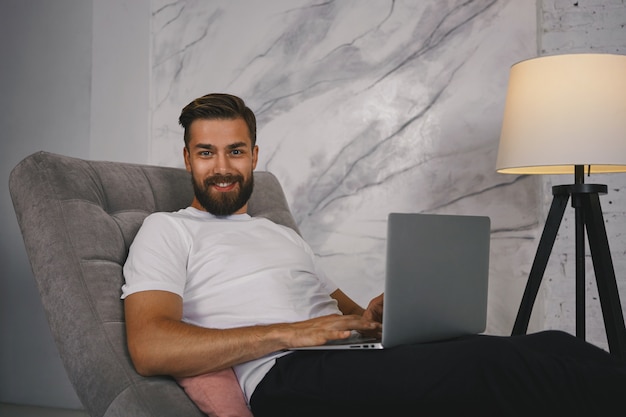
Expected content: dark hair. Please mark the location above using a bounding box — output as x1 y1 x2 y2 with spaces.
178 93 257 148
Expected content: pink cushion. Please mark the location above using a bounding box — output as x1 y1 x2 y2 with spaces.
176 368 253 417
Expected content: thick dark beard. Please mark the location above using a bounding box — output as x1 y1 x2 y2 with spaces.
192 173 254 216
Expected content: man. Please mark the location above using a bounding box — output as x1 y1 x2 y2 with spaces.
123 93 626 417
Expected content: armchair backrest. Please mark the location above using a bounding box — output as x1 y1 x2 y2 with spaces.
9 151 298 417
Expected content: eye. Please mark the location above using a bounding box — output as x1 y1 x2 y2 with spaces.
231 149 243 156
199 150 212 157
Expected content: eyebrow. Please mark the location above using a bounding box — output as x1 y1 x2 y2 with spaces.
193 141 249 150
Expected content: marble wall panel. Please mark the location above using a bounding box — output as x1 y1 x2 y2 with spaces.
151 0 537 334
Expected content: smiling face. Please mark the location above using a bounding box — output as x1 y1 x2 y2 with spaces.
183 117 259 215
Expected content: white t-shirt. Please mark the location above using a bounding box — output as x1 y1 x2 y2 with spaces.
122 207 340 400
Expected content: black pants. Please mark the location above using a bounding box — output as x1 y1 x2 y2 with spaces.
250 331 626 417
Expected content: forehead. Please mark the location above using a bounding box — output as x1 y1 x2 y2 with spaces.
188 118 251 147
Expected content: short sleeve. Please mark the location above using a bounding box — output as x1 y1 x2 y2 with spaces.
121 213 190 299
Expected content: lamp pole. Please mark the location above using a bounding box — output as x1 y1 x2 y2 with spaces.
573 164 585 339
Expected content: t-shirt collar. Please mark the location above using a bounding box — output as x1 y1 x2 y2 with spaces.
185 206 252 221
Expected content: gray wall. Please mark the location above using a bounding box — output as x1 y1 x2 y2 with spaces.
1 0 149 409
1 0 92 408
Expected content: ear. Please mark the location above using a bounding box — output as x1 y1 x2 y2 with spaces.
251 145 259 171
183 146 191 172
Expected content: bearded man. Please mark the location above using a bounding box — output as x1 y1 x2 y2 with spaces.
122 93 626 417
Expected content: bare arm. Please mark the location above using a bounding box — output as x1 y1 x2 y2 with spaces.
331 289 365 316
331 289 383 322
125 290 378 378
331 289 383 339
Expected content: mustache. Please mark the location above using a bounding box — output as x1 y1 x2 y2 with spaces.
203 174 244 187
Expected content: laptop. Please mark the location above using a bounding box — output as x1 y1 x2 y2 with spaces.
290 212 490 350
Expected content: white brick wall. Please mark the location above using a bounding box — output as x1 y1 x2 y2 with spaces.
541 0 626 54
536 0 626 351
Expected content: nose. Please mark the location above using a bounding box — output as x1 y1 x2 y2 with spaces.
214 152 232 174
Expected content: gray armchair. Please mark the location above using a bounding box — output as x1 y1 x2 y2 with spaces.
9 151 299 417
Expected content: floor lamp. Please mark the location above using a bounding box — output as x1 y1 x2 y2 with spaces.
495 53 626 360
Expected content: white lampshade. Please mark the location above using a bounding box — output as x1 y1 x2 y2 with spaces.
496 53 626 175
